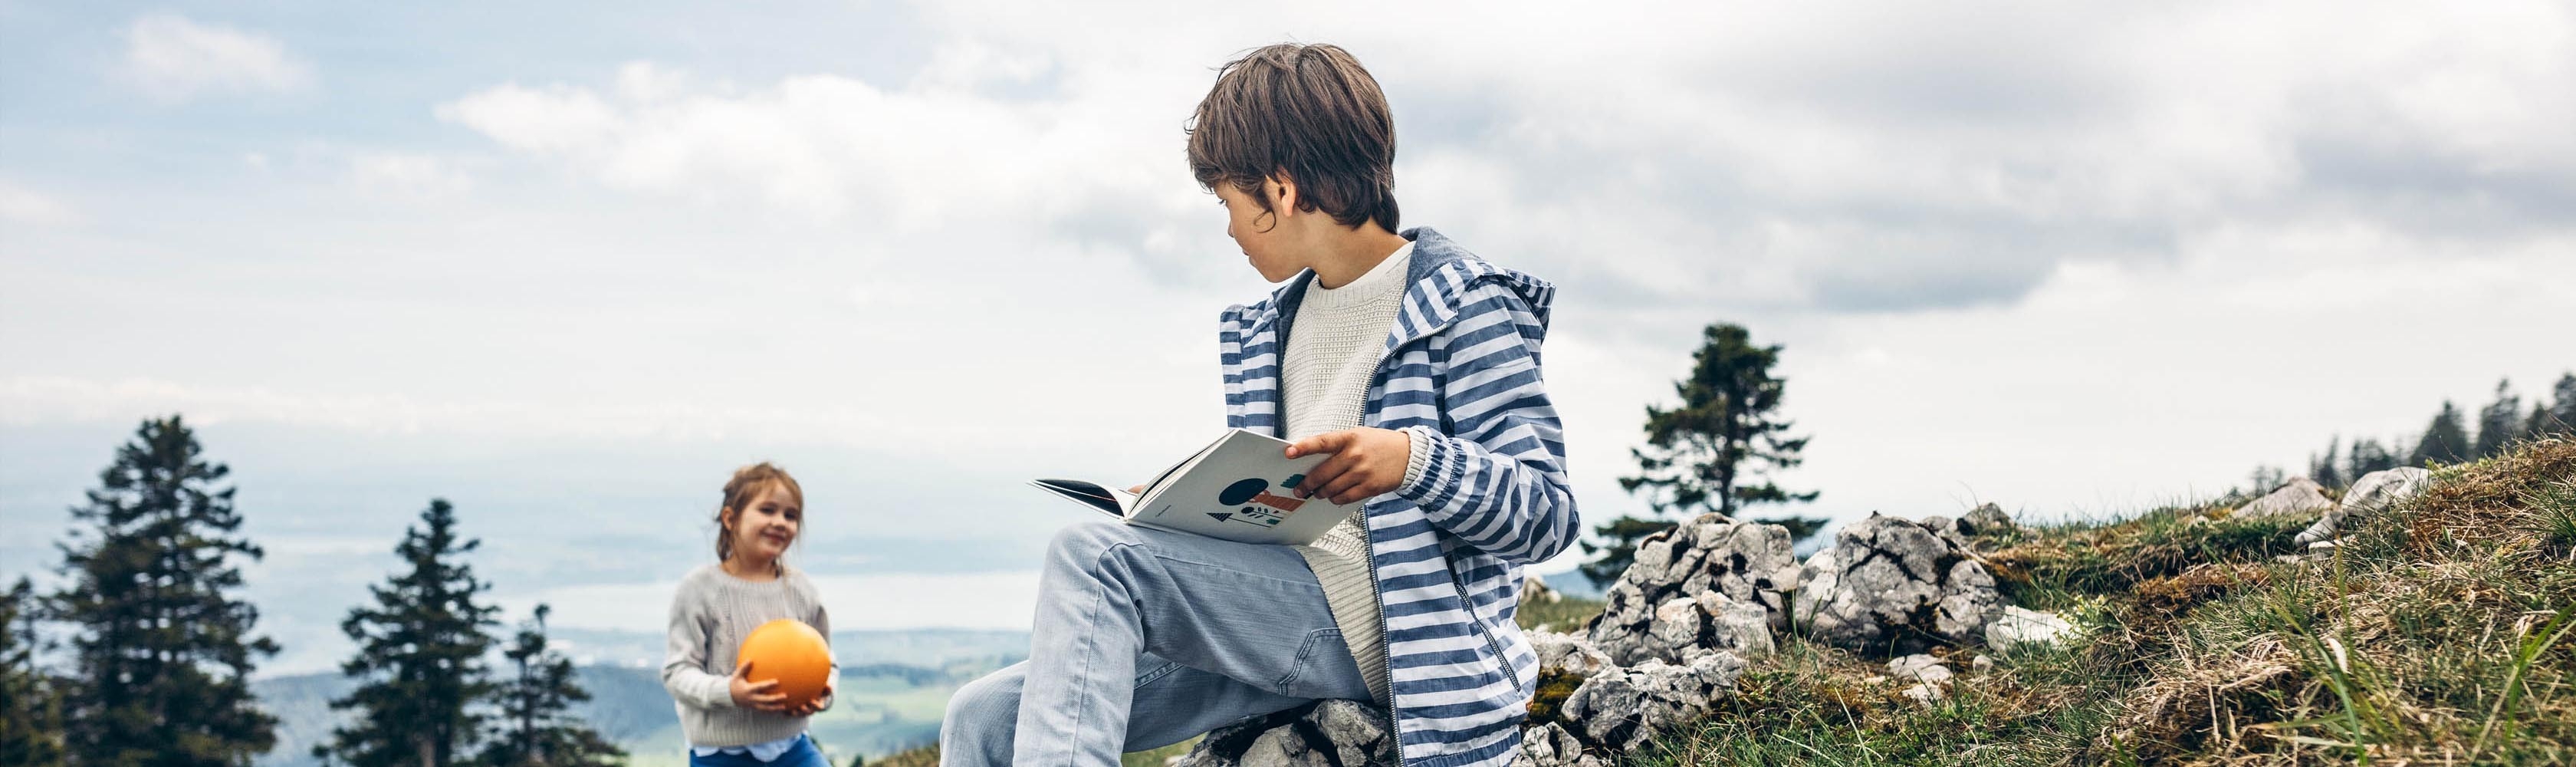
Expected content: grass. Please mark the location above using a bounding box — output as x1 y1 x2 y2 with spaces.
1625 438 2576 765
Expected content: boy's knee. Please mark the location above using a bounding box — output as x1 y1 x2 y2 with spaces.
1045 518 1138 568
944 669 1021 725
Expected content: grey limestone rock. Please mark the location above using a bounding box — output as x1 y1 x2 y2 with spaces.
1559 652 1747 752
2295 467 2433 545
1168 700 1393 767
1960 502 2018 537
1792 514 2003 654
1589 515 1796 665
1985 605 2078 653
2234 476 2334 520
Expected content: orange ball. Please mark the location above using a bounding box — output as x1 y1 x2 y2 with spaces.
735 618 831 710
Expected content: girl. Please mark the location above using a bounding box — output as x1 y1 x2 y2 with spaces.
664 463 837 767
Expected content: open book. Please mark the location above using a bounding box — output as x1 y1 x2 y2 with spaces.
1030 429 1360 545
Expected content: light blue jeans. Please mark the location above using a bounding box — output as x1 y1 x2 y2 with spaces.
940 519 1372 767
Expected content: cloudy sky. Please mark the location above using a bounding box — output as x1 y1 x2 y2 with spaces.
4 1 2569 676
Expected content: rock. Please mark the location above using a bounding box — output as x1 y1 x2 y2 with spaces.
1589 515 1796 665
1791 514 2003 654
2295 467 2433 545
2233 476 2334 520
1530 631 1617 680
1516 722 1586 767
1960 502 2017 537
1523 572 1564 605
1168 700 1394 767
1887 653 1952 685
1560 652 1747 752
1984 605 2078 653
1888 653 1953 705
1970 653 1994 673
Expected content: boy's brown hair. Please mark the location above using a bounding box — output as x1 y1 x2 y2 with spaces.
1187 43 1399 232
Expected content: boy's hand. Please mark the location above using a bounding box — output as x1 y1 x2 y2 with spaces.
781 684 833 717
728 661 787 711
1286 428 1411 505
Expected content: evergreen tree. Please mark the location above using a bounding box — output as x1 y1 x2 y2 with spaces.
321 499 501 767
2308 436 2344 489
2 577 67 767
50 416 278 767
2345 437 2401 479
2472 379 2525 458
2532 371 2576 439
2412 400 2472 466
476 604 623 767
1589 323 1819 583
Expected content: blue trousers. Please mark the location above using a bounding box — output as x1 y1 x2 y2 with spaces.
688 733 829 767
940 519 1372 767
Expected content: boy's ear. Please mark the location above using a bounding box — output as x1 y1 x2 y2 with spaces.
1267 171 1299 215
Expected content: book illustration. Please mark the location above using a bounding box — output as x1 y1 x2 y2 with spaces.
1207 476 1309 526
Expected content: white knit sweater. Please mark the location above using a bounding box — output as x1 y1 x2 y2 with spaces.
1283 240 1429 706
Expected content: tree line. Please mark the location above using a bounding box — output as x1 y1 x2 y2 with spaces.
0 416 620 767
2253 374 2576 492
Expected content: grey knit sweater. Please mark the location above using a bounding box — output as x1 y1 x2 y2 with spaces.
662 563 837 748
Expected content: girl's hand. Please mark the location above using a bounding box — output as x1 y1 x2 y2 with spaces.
1286 428 1411 505
728 661 787 711
782 685 833 717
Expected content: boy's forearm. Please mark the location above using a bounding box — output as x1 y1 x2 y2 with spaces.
1396 423 1579 565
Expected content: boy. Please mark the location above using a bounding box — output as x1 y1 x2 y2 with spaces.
943 43 1577 767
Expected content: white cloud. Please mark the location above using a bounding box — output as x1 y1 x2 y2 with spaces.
121 14 313 102
0 181 80 226
349 153 474 198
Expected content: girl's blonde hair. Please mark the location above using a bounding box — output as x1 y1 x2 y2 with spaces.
715 462 805 566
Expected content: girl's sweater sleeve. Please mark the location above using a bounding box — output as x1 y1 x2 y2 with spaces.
1392 281 1580 567
662 583 734 711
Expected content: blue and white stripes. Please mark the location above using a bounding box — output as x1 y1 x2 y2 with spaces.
1218 227 1576 767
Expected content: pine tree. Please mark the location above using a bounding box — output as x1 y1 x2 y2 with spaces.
2345 437 2401 479
475 604 623 767
2308 436 2345 489
321 499 501 767
1589 323 1819 583
2472 379 2525 458
2532 371 2576 439
2412 400 2473 466
2 577 67 767
49 416 278 767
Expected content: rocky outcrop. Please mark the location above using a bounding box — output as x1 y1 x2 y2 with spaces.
2233 476 2334 520
1166 700 1395 767
1556 651 1748 753
1589 515 1796 665
1515 630 1749 765
2295 467 2433 545
1792 514 2001 654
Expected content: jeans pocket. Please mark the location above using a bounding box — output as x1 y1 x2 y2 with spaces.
1273 627 1349 696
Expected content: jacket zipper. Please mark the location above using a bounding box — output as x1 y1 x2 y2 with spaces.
1359 345 1408 767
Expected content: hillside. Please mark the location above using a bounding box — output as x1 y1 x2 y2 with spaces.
1613 438 2576 765
1054 438 2572 766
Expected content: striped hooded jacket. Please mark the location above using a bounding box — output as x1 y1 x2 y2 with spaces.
1219 227 1578 767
